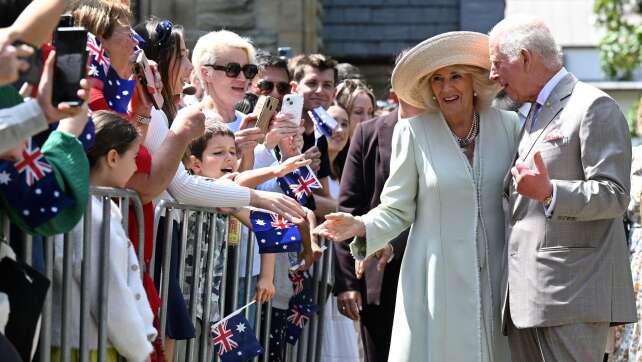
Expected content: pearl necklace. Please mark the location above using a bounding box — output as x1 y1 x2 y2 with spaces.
452 111 479 148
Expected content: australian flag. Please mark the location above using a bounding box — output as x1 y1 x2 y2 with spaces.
308 106 337 139
285 300 318 345
250 210 302 254
284 269 317 344
33 115 95 152
276 165 321 209
0 138 73 228
86 33 110 80
86 32 136 114
211 312 263 362
102 69 136 114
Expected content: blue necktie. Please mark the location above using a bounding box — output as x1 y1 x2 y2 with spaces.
527 103 542 132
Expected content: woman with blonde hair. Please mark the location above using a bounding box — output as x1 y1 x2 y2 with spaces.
335 78 376 135
315 32 520 361
191 30 265 170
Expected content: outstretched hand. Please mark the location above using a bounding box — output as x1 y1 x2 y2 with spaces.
312 212 365 242
511 151 553 202
278 154 312 176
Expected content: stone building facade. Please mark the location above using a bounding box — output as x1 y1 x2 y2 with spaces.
133 0 504 98
134 0 323 52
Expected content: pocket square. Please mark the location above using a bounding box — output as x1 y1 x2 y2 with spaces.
543 130 564 142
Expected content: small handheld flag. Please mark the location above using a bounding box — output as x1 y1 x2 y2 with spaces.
308 106 337 139
276 165 321 209
211 311 263 362
285 300 318 344
250 210 302 254
86 33 110 78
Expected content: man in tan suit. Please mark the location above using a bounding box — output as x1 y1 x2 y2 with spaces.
489 16 637 361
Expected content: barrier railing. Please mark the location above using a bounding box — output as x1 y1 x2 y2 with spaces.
0 187 144 362
1 191 336 362
152 199 228 362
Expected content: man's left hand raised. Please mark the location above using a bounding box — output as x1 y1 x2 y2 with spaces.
511 151 553 202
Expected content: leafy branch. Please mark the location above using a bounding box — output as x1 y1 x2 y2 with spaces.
594 0 642 80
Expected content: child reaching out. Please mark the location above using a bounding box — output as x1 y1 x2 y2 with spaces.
186 122 319 304
52 111 155 362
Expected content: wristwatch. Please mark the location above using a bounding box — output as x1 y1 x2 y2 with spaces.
543 192 553 208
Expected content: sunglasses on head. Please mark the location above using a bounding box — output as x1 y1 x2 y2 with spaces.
256 80 290 95
205 62 259 80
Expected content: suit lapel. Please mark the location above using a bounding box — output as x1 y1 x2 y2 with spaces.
518 74 577 161
509 73 577 218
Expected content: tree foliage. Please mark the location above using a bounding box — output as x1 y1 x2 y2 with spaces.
594 0 642 80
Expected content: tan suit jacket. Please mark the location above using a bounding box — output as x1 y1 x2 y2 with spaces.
503 73 637 329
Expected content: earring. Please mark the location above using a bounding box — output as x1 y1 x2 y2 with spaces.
432 96 437 101
473 92 478 97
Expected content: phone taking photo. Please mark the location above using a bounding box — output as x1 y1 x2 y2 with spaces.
133 50 164 109
253 95 279 134
52 27 88 106
281 94 303 125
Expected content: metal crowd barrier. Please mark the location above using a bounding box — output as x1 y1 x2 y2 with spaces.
152 200 335 362
0 186 144 362
1 190 336 362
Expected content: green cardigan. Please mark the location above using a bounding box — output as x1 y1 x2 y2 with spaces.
0 86 89 236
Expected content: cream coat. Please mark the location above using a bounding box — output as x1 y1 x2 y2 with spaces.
354 108 519 361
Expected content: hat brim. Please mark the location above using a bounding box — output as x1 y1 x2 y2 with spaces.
392 31 492 110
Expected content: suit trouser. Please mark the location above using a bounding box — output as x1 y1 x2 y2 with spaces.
506 308 609 362
359 258 402 362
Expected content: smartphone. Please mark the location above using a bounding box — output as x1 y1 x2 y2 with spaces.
133 50 164 109
13 41 41 86
52 27 88 106
281 94 303 125
253 95 279 133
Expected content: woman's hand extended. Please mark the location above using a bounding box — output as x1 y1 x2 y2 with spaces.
312 212 365 241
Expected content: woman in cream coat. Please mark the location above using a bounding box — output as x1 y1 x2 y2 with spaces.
315 32 519 361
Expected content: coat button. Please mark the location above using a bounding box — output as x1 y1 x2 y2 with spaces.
131 264 138 272
135 293 141 301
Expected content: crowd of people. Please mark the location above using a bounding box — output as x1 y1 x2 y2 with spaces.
0 1 641 362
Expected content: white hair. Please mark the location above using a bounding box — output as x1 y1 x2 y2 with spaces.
192 30 257 84
489 15 562 70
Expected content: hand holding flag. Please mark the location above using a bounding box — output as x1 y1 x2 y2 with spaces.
276 165 322 209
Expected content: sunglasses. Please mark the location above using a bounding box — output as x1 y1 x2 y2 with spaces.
205 62 259 80
256 80 290 95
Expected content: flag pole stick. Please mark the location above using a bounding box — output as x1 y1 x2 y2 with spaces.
212 300 257 329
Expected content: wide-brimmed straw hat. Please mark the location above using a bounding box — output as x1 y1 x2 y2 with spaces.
391 31 491 110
